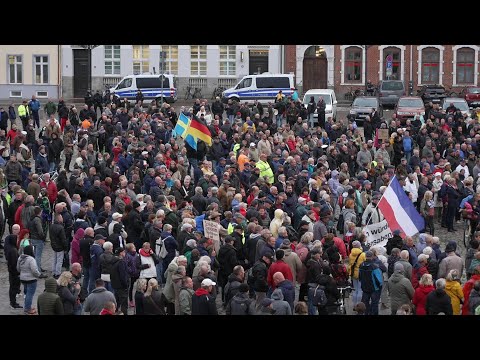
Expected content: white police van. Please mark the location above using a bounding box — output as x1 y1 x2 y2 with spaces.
222 73 295 105
108 74 177 105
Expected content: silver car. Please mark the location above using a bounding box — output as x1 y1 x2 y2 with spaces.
441 97 471 117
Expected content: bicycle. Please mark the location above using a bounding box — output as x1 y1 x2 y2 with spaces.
184 86 194 100
39 170 59 183
332 285 353 315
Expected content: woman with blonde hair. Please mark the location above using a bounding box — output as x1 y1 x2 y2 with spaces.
57 271 81 315
445 269 464 315
420 190 435 235
143 278 164 315
134 278 147 315
412 273 435 315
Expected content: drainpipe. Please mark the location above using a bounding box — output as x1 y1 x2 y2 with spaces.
58 45 62 99
281 45 284 74
410 44 413 82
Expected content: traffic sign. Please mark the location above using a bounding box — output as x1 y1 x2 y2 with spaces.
386 54 393 77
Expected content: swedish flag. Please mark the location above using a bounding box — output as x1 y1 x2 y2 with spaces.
174 113 198 150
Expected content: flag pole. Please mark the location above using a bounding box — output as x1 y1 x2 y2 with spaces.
363 174 396 227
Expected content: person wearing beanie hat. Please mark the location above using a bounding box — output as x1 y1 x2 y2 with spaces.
226 283 256 315
437 240 463 279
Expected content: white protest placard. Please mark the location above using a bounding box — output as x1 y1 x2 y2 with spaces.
363 219 393 249
203 220 220 242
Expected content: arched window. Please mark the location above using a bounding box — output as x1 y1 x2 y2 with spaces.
383 47 401 80
456 47 475 84
421 47 440 84
344 46 362 83
304 46 326 58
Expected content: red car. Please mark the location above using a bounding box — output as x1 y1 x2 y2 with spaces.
394 96 425 123
461 86 480 108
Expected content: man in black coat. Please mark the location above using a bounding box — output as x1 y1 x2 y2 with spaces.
223 265 245 306
217 236 239 301
79 227 95 296
191 278 218 315
127 201 144 249
86 180 106 213
110 247 129 315
50 213 67 279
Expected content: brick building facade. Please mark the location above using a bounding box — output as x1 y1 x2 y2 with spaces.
285 45 480 99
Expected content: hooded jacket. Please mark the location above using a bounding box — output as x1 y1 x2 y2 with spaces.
71 228 85 265
269 209 284 238
83 287 117 315
50 221 67 252
37 278 64 315
217 243 238 287
17 253 41 282
271 288 292 315
226 292 256 315
276 279 296 311
223 273 242 306
110 256 128 290
462 274 480 315
445 279 464 315
412 284 434 315
179 286 195 315
387 270 415 314
191 288 218 315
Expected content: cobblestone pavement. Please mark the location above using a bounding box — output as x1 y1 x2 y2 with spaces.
0 218 467 315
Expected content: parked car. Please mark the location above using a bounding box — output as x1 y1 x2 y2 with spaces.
378 80 405 107
461 86 480 108
302 89 338 122
441 97 471 117
417 84 446 104
394 96 425 122
349 96 383 126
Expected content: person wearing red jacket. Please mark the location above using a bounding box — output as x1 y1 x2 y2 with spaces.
40 172 58 204
411 254 430 289
412 273 435 315
462 265 480 315
267 249 293 290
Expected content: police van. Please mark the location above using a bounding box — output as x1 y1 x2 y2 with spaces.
108 74 177 105
222 73 295 105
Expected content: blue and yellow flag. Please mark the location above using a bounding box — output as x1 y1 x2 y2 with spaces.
173 112 198 150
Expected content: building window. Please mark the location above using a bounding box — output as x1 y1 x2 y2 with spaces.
383 47 401 80
10 90 22 98
421 47 440 84
8 55 22 84
160 45 178 75
104 45 121 75
36 91 48 98
133 45 150 74
344 47 362 82
219 45 236 76
34 55 49 84
456 47 475 84
191 45 207 76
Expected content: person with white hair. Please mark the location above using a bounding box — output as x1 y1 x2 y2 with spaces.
162 255 188 315
397 250 413 281
444 269 464 315
425 278 453 315
99 241 116 292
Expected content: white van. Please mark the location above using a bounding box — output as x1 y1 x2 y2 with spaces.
302 89 338 121
108 74 177 105
222 73 294 105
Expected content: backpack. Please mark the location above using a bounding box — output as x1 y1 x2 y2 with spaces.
308 283 327 307
158 237 168 259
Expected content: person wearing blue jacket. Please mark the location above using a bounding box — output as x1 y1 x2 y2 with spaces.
28 96 41 129
88 235 106 293
402 131 413 163
35 145 49 174
273 272 295 312
359 251 383 315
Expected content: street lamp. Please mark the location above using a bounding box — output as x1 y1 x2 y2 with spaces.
159 50 167 105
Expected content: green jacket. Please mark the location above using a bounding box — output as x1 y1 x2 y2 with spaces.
37 278 64 315
44 101 57 116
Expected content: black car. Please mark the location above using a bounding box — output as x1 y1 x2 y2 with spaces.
417 84 447 104
349 96 383 126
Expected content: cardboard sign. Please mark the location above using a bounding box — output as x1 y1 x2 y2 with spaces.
378 129 389 143
203 220 220 242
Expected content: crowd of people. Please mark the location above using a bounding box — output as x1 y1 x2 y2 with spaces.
1 89 480 316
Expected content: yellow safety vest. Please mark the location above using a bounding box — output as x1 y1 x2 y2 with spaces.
256 160 274 184
18 104 29 117
227 222 245 244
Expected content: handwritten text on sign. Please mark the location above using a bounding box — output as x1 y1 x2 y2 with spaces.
203 220 220 242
